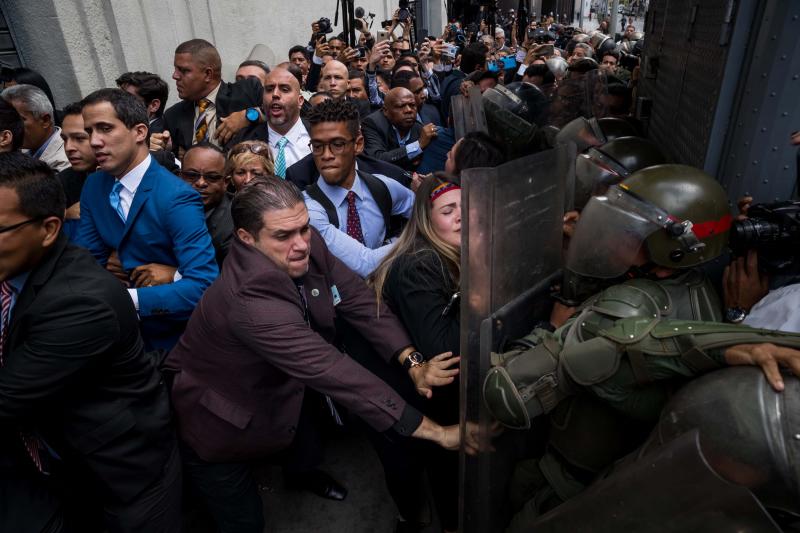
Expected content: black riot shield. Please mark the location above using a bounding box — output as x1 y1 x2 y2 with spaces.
546 68 610 129
519 430 781 532
451 86 488 141
459 147 567 532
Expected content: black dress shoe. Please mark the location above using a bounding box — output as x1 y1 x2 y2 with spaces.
285 469 348 501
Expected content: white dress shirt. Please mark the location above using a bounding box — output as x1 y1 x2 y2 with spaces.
115 155 152 310
303 165 414 278
267 119 311 171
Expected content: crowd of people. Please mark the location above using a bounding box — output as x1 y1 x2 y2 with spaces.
1 5 799 533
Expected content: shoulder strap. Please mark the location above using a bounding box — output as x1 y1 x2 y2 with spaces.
358 170 392 234
305 183 339 228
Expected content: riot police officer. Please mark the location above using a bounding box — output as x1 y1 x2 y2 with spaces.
483 164 800 529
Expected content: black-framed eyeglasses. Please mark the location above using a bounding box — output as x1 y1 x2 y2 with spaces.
179 170 225 183
0 218 40 235
309 138 356 156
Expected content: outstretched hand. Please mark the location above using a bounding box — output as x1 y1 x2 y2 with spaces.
724 343 800 391
408 351 460 399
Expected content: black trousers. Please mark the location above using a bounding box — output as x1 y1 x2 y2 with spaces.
337 321 459 531
181 389 327 533
1 440 182 533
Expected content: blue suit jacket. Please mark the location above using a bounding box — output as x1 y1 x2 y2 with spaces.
75 157 218 350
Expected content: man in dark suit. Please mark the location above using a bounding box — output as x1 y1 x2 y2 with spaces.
115 71 169 134
56 102 96 240
0 153 180 533
75 88 218 351
166 177 464 533
362 87 439 171
178 142 233 266
318 59 373 120
149 39 265 157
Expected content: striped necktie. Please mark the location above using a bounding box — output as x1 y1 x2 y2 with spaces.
0 282 44 473
274 137 289 179
194 98 210 144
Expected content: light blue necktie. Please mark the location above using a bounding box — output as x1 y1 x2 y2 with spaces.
274 137 289 179
109 181 126 222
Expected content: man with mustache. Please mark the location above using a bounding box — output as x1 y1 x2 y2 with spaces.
167 176 464 533
262 67 311 178
178 143 232 266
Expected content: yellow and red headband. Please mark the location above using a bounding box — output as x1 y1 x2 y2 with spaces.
430 182 461 203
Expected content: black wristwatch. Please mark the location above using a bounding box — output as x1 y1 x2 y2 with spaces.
402 351 426 371
725 306 748 324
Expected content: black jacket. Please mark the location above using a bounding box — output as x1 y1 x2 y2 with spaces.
286 152 411 191
382 243 460 424
162 78 264 156
207 193 234 267
361 110 423 172
0 235 174 505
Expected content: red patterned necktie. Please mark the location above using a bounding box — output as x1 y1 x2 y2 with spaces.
345 191 365 244
0 281 44 473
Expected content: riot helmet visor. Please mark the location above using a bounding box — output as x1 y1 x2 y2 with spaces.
566 185 706 278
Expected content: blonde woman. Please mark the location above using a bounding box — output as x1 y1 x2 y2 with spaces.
369 172 462 533
226 140 275 191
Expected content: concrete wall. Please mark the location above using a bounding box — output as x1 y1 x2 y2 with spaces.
2 0 434 108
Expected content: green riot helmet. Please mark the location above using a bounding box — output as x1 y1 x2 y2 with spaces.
555 116 638 155
483 83 550 158
589 33 616 57
566 164 732 278
574 136 667 209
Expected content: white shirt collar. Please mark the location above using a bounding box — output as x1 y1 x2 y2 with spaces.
267 118 308 148
117 154 151 194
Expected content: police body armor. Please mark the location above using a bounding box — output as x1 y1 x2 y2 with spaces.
485 165 800 528
487 278 800 529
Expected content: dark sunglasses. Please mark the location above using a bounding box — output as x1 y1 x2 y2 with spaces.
179 170 225 183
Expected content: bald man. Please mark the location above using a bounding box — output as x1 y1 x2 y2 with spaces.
152 38 265 157
264 67 311 176
317 60 373 120
361 87 437 171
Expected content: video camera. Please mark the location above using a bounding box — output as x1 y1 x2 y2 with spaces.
314 17 334 40
730 201 800 276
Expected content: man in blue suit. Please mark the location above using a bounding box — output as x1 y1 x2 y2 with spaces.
75 88 218 350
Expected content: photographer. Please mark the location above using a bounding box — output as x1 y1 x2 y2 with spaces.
724 132 800 332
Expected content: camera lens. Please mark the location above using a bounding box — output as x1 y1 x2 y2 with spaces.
731 218 782 250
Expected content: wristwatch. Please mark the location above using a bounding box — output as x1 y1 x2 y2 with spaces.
245 107 261 124
725 306 748 324
402 351 426 371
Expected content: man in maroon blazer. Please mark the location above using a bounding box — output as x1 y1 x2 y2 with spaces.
166 176 462 533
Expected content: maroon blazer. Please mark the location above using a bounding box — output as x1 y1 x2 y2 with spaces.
166 228 418 462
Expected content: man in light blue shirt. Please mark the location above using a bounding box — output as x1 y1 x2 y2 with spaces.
302 99 414 277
